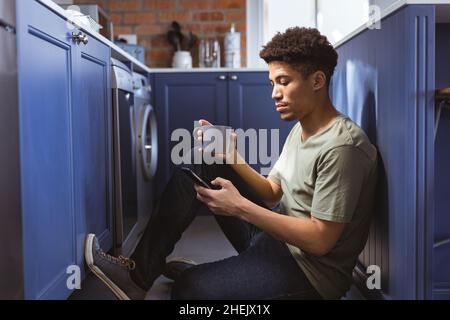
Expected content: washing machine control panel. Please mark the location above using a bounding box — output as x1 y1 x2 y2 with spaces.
112 66 134 92
133 73 151 99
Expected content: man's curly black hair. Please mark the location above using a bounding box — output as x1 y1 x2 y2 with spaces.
260 27 338 87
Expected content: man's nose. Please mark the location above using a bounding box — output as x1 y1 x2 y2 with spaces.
272 86 282 100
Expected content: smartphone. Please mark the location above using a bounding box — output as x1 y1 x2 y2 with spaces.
181 167 212 189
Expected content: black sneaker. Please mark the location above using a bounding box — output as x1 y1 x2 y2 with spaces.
163 258 197 282
84 234 146 300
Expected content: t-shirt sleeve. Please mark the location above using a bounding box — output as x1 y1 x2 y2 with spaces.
267 123 299 186
311 145 370 223
268 165 281 185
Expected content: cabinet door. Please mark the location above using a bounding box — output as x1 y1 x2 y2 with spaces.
72 32 113 271
17 0 76 299
228 72 294 175
153 73 228 194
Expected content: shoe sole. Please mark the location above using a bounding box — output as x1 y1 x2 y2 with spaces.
166 257 197 265
85 234 131 300
163 257 197 281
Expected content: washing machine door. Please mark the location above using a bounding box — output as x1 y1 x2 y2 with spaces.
139 104 158 180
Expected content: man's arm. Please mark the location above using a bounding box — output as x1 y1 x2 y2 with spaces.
229 152 283 208
237 198 346 256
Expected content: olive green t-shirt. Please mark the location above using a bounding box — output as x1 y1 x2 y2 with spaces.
268 115 378 299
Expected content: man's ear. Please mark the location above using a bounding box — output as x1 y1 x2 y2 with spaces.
311 71 327 91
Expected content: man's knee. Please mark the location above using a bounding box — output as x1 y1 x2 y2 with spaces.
162 167 198 205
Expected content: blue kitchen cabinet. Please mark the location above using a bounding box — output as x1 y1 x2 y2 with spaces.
153 72 228 195
228 72 294 175
16 0 112 299
332 4 448 299
71 23 114 274
153 71 292 196
17 0 76 300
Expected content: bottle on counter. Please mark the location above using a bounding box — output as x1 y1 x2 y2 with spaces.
212 39 221 68
199 38 221 68
224 23 241 68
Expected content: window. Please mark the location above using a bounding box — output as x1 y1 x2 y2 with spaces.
247 0 371 67
317 0 370 44
263 0 316 45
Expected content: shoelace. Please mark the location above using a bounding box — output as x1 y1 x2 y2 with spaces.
99 251 136 270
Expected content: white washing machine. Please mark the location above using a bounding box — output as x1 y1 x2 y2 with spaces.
111 58 136 255
111 62 158 255
130 72 158 253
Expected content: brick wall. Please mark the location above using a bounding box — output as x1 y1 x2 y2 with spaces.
73 0 247 68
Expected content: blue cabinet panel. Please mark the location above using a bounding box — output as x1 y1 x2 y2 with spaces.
17 0 76 299
228 72 294 175
154 72 228 193
72 37 113 271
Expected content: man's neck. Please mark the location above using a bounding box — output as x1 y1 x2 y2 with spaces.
299 98 340 142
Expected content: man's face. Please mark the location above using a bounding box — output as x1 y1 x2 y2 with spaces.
268 61 316 121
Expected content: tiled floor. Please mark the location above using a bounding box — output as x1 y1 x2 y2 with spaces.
70 215 237 300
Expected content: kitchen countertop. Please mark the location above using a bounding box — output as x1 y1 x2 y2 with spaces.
149 68 268 73
335 0 450 48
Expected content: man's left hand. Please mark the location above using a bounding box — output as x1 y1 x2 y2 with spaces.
195 177 245 217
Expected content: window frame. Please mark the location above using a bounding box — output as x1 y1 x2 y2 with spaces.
246 0 319 68
246 0 266 68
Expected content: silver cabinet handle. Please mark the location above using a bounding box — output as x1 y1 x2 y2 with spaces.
218 75 227 81
230 75 238 81
72 32 83 44
81 34 89 45
72 32 80 44
72 32 89 45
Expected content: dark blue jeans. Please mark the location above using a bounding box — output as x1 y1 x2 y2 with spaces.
130 158 322 300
